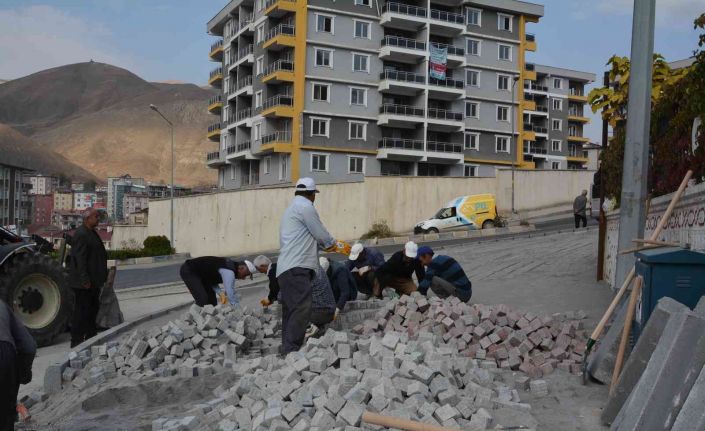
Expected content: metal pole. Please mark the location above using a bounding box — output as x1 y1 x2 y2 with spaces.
170 124 175 249
614 0 656 288
597 71 610 281
511 77 518 213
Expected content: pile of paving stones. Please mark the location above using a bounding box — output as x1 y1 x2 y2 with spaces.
353 293 588 378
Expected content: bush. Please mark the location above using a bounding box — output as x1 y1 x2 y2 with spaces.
142 235 174 256
107 249 144 260
360 220 393 240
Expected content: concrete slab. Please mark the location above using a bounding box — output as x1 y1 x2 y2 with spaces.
587 299 630 384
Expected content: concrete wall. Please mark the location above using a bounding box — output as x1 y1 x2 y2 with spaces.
603 181 705 287
148 169 594 256
112 225 149 250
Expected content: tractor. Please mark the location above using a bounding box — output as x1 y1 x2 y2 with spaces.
0 226 73 347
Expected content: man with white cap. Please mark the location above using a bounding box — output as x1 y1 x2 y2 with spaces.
346 243 385 297
179 256 255 307
277 177 347 354
373 241 425 298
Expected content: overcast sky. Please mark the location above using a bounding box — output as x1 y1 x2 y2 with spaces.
0 0 702 141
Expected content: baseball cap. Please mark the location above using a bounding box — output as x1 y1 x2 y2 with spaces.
295 177 319 193
348 243 364 261
417 246 434 256
404 241 418 258
319 256 330 272
244 260 256 278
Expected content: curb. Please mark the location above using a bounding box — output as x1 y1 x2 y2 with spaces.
107 252 191 267
359 225 535 246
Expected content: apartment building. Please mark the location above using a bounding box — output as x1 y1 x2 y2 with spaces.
27 174 59 195
0 162 32 229
107 175 146 220
74 192 98 211
53 190 74 211
206 0 593 189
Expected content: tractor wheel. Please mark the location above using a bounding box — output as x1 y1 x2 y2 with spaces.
0 252 73 347
482 220 496 229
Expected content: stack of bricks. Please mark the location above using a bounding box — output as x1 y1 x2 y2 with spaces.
352 293 588 378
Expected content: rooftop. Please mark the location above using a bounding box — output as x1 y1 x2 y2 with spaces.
534 64 596 83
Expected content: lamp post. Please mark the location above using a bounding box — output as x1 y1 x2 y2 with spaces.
511 76 520 214
149 104 175 248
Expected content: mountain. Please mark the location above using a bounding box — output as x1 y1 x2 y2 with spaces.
0 62 218 187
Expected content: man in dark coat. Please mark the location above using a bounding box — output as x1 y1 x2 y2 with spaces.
69 207 108 347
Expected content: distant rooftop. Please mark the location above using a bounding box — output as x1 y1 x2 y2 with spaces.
535 64 596 83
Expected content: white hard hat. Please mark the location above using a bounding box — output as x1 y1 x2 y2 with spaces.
319 256 330 272
404 241 418 258
349 243 364 261
244 260 256 275
295 177 319 193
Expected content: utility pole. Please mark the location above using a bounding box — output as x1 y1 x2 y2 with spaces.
511 76 519 213
614 0 656 288
149 104 175 249
597 71 610 281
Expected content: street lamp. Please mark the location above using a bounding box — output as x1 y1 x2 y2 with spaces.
511 76 520 214
149 104 175 249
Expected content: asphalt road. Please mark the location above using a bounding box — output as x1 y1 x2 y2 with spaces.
114 215 598 290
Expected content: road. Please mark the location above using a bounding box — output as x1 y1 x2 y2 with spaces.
114 215 598 289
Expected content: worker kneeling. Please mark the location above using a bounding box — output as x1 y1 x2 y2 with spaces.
373 241 424 298
417 246 472 302
320 257 357 315
179 256 255 307
305 261 338 339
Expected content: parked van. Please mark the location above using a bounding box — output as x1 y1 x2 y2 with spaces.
414 194 498 234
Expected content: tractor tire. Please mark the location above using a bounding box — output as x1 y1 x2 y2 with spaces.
482 220 496 229
0 252 74 347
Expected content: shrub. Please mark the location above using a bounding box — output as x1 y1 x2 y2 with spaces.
107 249 144 260
142 235 174 256
360 220 393 240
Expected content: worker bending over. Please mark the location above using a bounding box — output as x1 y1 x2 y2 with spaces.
254 255 279 307
306 262 337 339
179 256 255 306
417 246 472 302
346 243 385 297
320 257 357 316
374 241 424 298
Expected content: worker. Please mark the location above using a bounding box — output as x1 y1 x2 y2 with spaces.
0 299 36 431
319 257 357 315
373 241 424 298
277 177 348 354
254 255 279 307
179 256 255 306
305 262 337 339
573 190 588 228
346 243 385 296
417 246 472 302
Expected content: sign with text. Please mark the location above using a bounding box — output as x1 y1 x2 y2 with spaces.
430 45 448 80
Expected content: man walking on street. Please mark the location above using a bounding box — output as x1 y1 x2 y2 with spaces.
69 207 108 347
573 190 588 228
277 177 339 354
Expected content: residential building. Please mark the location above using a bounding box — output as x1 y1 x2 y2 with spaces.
107 175 146 221
53 190 74 211
122 193 149 220
0 162 32 230
71 182 85 192
74 192 98 211
52 209 83 231
147 184 191 199
27 174 59 195
583 142 602 171
31 194 54 227
205 1 595 188
127 208 149 225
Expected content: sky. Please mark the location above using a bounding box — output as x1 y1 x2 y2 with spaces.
0 0 702 142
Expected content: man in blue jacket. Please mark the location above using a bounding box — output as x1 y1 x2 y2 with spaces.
320 257 357 316
417 246 472 302
346 243 385 296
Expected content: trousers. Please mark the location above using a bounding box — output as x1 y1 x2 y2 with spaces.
574 213 587 228
71 288 101 347
0 341 18 431
374 275 417 298
180 263 217 307
278 267 314 354
310 308 335 327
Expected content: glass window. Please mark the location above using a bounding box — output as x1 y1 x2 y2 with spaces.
498 14 512 32
466 39 480 56
466 70 480 87
552 119 562 131
552 98 562 110
354 20 370 38
279 155 288 181
465 102 479 118
464 165 478 177
497 74 510 91
349 122 366 140
464 133 479 150
553 78 562 89
354 0 370 5
552 140 562 152
552 161 560 170
349 157 364 174
315 48 332 67
466 8 481 26
313 83 329 102
311 154 328 172
264 157 271 174
497 105 509 122
498 45 511 61
352 53 369 72
311 118 330 137
495 136 510 152
316 15 333 33
350 88 366 106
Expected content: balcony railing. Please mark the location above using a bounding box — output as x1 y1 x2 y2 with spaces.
427 141 462 153
430 9 464 25
379 104 424 117
524 82 548 92
260 59 294 76
569 88 584 96
380 70 425 84
207 151 220 161
535 105 548 112
208 95 222 106
263 24 295 43
208 123 221 133
226 145 238 155
382 2 427 18
236 44 254 61
523 143 547 154
429 77 464 89
236 108 252 122
526 33 536 42
209 67 223 79
427 108 463 121
210 40 223 53
261 95 294 111
262 131 292 145
238 141 252 152
381 35 426 51
569 109 584 117
225 22 240 39
431 42 464 57
237 76 253 90
378 138 424 151
524 123 548 134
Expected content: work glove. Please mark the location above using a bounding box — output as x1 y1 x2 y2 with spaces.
324 239 352 255
260 298 271 307
219 292 228 305
334 308 340 321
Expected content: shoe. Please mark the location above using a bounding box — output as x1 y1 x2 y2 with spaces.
304 324 320 339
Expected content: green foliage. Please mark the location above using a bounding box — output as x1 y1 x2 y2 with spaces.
106 249 144 260
143 235 173 256
360 220 393 240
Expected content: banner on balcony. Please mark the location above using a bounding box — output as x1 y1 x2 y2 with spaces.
429 45 448 80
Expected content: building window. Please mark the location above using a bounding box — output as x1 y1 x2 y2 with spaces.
552 161 560 170
466 38 480 56
255 91 263 108
498 13 513 32
553 78 562 89
256 56 264 75
464 132 479 150
464 164 479 177
279 155 288 181
264 157 271 174
551 140 562 152
552 98 563 111
352 53 370 72
552 119 562 131
495 136 510 153
316 14 334 34
466 7 481 26
254 122 262 140
354 0 371 5
465 102 479 118
311 153 329 172
353 20 371 39
315 48 333 67
498 44 512 61
349 121 367 140
311 117 330 137
230 164 236 180
256 24 265 43
312 83 330 102
349 87 367 106
349 156 364 174
496 105 509 122
466 70 480 87
497 74 510 91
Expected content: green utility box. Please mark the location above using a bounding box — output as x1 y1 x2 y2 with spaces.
634 247 705 339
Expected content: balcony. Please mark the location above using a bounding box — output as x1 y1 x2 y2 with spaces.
380 2 426 31
260 95 294 117
379 70 425 96
377 104 424 128
379 36 426 64
206 151 225 167
523 142 548 156
429 9 465 36
226 141 256 161
567 133 590 143
427 108 463 131
524 123 548 137
207 123 221 141
235 108 253 127
262 24 295 51
568 88 589 102
259 131 292 153
426 141 464 163
208 67 223 87
207 95 223 114
430 42 465 66
428 76 465 100
524 81 548 94
233 44 254 68
265 0 296 17
568 112 590 123
209 40 224 61
377 138 425 161
568 145 589 163
229 76 253 99
260 59 294 84
524 63 537 81
525 33 537 52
